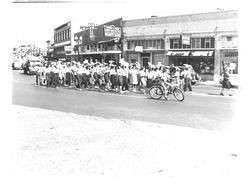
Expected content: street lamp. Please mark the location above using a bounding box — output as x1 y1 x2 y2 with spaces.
75 35 82 62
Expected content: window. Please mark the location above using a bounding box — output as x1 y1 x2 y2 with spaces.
146 40 151 48
173 39 179 49
227 36 232 41
65 30 68 39
152 40 156 48
191 38 201 48
205 38 211 48
130 41 135 50
127 41 130 49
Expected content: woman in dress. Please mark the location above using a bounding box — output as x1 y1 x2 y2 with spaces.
220 68 232 96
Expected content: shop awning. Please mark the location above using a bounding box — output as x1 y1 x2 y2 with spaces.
166 51 172 56
207 51 214 56
191 51 214 56
166 51 190 56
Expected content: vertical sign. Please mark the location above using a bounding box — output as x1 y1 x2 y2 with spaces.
88 23 96 41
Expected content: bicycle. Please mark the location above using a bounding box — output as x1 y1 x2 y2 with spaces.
149 79 185 101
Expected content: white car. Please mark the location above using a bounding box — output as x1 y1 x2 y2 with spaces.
12 60 23 70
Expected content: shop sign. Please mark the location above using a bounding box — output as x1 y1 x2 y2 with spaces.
181 35 191 45
89 27 95 41
88 23 96 41
104 25 121 37
135 46 143 52
64 46 74 54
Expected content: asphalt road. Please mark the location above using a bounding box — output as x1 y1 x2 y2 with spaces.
12 70 236 130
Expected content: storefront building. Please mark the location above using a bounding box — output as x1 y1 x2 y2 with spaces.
68 18 123 63
53 21 79 61
123 10 238 82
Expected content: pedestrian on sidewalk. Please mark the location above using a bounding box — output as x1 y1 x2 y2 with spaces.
130 64 138 92
182 67 192 92
220 68 233 96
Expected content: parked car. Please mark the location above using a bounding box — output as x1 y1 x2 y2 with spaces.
23 56 42 75
12 60 23 70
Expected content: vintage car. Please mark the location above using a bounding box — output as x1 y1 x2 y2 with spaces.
12 60 23 70
23 56 42 75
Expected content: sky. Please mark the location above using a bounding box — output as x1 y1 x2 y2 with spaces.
8 0 240 49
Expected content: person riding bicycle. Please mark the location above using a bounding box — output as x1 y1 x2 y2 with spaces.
158 67 173 98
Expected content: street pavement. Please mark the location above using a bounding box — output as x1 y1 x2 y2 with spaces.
10 70 246 195
12 70 237 130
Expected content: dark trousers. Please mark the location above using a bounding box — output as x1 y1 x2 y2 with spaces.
123 76 129 91
147 79 153 88
82 74 88 88
65 72 71 86
54 73 59 87
76 74 82 88
110 75 116 89
184 77 192 92
35 73 39 85
94 73 101 87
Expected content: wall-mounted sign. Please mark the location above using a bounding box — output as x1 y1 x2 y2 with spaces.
64 46 74 55
135 46 143 52
181 35 191 45
104 25 121 37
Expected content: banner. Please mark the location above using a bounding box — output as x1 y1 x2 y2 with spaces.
182 35 191 45
104 25 121 37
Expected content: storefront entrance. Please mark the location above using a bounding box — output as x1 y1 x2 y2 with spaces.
142 57 150 67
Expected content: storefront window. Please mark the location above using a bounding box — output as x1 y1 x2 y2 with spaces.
199 59 214 74
220 50 238 74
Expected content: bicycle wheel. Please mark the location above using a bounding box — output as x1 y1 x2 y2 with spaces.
149 86 163 100
173 88 185 102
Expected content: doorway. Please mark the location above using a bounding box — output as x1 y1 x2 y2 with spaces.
142 57 150 68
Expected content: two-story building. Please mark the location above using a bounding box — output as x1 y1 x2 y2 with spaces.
68 18 123 63
123 10 238 82
53 21 78 60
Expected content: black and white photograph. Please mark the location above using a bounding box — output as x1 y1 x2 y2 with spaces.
2 0 249 195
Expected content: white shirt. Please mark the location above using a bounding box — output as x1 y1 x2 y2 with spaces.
110 69 116 75
161 72 170 82
147 71 155 79
117 68 123 76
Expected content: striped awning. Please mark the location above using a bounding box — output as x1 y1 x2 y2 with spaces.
167 51 190 56
191 51 214 56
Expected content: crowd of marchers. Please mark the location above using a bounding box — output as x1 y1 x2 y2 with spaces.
33 59 199 94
